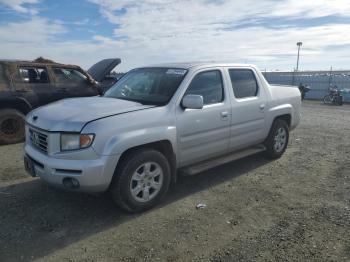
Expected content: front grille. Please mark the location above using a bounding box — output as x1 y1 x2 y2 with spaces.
29 128 48 153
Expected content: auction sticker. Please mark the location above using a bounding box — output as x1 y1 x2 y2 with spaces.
166 69 187 75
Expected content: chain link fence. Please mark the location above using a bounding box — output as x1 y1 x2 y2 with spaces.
263 70 350 102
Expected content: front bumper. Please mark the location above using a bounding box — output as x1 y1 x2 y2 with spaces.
24 144 120 193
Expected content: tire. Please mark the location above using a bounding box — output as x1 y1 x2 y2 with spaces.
337 96 343 106
0 108 25 145
110 149 171 213
263 119 289 159
323 95 331 104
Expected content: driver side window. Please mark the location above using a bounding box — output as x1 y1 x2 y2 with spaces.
185 70 224 105
52 68 87 85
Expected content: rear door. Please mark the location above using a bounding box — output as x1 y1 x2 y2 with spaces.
227 68 267 152
51 67 98 100
12 65 55 107
0 63 12 99
176 69 231 167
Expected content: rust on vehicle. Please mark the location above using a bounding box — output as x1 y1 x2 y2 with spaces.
0 57 108 145
0 57 121 145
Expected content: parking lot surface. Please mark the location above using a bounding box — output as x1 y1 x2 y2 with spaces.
0 101 349 261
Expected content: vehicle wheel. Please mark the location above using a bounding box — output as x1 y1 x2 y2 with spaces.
110 149 171 213
337 96 343 106
323 95 331 104
0 108 25 145
263 119 289 159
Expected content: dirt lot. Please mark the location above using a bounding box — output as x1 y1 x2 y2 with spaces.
0 101 349 262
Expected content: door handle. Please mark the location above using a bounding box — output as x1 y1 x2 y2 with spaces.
220 111 230 119
259 104 266 110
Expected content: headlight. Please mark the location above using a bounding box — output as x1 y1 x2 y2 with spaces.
60 133 95 151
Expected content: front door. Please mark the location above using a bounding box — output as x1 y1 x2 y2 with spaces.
51 67 98 100
227 68 267 152
176 69 231 167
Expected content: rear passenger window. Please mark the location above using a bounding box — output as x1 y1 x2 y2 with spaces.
18 67 49 83
185 70 223 105
229 69 258 98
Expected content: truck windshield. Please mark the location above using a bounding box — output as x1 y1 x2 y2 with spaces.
104 67 187 105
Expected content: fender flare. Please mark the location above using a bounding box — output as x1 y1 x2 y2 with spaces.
0 97 33 113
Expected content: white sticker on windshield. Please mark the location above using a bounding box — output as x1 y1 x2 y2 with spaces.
166 69 187 75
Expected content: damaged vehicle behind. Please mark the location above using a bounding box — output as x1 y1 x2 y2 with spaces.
0 58 121 145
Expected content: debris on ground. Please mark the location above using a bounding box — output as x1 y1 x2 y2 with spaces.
196 203 206 209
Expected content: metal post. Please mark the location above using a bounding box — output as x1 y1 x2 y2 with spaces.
328 66 333 91
293 42 303 86
296 42 302 71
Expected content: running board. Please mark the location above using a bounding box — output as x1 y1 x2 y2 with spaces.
180 145 266 176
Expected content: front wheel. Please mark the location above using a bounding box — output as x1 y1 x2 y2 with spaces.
263 119 289 159
323 95 332 104
110 149 171 213
0 108 25 145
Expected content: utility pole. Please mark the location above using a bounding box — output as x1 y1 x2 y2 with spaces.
293 42 303 86
296 42 302 71
328 66 333 91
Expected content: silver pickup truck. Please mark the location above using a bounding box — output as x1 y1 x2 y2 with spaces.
24 63 301 212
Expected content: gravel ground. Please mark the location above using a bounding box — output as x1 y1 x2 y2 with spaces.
0 101 349 262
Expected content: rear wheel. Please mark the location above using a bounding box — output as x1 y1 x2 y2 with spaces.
337 96 343 106
110 149 171 213
263 119 289 159
0 109 25 145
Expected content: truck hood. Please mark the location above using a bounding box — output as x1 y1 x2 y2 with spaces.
26 97 154 132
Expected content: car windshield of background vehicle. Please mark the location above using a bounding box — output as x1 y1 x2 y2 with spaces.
104 67 187 105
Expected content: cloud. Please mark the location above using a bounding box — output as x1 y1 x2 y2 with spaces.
85 0 350 70
271 0 350 18
0 17 66 43
0 0 39 14
1 0 350 71
89 0 350 41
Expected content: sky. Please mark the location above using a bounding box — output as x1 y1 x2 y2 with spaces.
0 0 350 72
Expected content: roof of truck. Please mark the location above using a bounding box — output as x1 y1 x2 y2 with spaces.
146 62 256 70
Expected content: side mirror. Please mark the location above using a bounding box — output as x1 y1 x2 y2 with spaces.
182 94 204 109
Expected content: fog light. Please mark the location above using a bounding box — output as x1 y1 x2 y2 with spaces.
63 177 80 189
